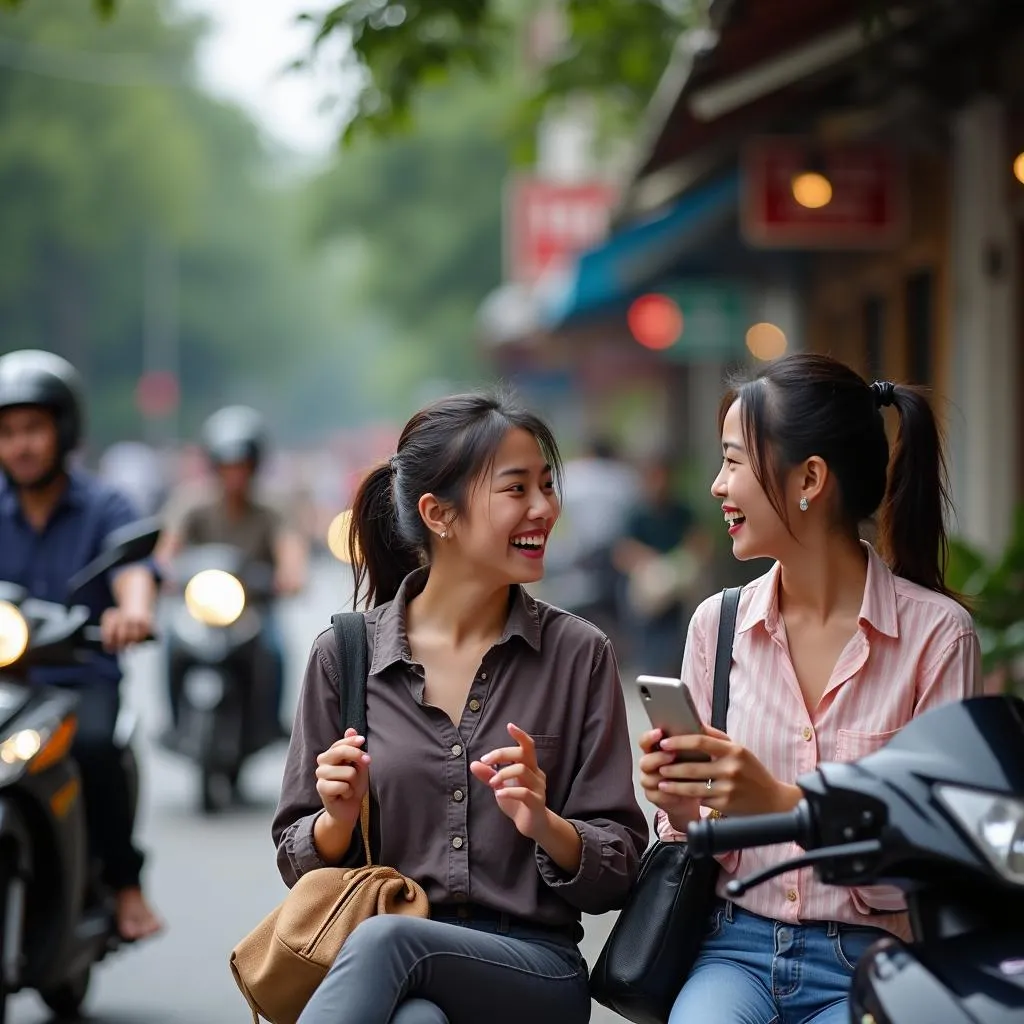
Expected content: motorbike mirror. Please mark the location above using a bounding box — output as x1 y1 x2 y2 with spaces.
67 517 162 597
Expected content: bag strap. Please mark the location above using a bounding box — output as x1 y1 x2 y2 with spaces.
330 612 372 867
711 587 741 731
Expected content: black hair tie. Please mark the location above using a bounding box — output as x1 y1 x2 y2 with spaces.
870 380 896 408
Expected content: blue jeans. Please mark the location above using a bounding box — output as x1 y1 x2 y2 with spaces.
669 902 890 1024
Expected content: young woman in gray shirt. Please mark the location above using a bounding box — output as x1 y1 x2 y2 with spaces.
273 392 648 1024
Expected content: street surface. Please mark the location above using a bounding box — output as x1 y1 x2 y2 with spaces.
11 557 654 1023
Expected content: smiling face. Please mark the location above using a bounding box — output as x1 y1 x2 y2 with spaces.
711 398 803 562
444 427 560 587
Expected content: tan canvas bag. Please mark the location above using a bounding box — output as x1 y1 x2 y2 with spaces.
229 798 429 1023
229 612 430 1023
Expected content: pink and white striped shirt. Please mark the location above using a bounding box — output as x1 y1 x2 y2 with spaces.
657 543 981 940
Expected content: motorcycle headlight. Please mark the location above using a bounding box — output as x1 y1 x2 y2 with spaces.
936 784 1024 885
184 570 245 627
0 601 28 668
0 715 77 783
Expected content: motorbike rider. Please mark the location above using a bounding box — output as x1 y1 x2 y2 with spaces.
157 406 308 738
0 349 163 942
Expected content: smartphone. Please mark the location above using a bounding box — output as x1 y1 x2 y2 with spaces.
635 675 710 762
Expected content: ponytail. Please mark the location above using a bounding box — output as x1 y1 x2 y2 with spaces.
349 463 419 609
727 355 955 599
877 385 953 596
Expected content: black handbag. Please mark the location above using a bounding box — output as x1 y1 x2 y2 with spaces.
589 587 742 1024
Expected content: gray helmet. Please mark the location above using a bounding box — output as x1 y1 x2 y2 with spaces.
200 405 267 468
0 349 84 455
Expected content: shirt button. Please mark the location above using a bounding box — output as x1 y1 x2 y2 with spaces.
468 699 481 713
451 743 463 757
802 726 813 741
786 889 798 902
453 789 465 802
452 836 465 850
479 671 487 680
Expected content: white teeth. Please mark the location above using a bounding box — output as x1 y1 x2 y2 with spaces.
724 511 745 525
511 536 544 548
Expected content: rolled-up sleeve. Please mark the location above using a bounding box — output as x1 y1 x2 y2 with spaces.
272 632 361 887
535 638 648 914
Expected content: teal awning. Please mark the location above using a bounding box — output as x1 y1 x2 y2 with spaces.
541 171 740 328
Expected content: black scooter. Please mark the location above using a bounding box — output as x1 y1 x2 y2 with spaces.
688 694 1024 1024
0 518 159 1021
162 544 279 814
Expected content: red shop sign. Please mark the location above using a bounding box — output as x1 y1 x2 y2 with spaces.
504 176 618 284
742 138 907 249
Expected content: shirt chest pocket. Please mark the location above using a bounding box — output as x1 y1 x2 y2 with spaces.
475 731 561 766
835 727 902 763
531 733 561 767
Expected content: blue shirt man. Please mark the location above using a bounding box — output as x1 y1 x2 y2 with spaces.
0 348 162 942
0 468 141 686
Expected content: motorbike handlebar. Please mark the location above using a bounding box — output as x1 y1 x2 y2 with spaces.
81 625 158 647
687 802 813 857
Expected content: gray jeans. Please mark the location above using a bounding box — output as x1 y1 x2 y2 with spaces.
296 914 591 1024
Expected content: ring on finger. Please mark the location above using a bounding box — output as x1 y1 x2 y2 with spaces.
706 778 713 791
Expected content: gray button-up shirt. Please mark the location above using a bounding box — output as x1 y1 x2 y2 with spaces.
272 569 648 927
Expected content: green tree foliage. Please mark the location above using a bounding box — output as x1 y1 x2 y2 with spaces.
300 63 526 416
305 0 695 141
14 0 697 141
0 1 336 448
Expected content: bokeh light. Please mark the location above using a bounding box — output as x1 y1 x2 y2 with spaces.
791 171 833 209
627 293 684 350
327 509 357 564
1014 152 1024 185
745 322 788 361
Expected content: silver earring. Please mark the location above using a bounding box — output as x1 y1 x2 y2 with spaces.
440 529 448 540
799 496 809 512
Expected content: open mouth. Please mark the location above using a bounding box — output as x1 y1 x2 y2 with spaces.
510 532 546 559
724 508 746 534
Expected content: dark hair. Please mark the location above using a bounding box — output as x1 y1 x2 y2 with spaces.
349 391 563 608
718 353 954 596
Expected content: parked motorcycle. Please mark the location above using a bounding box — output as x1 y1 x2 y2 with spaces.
0 517 159 1020
688 694 1024 1024
161 544 279 814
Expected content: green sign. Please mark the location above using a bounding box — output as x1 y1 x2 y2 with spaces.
658 280 749 362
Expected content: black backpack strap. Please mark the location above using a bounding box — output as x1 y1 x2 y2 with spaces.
330 611 371 866
330 612 369 740
711 587 741 732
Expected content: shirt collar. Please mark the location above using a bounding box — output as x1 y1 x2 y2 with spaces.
736 541 899 639
369 567 543 674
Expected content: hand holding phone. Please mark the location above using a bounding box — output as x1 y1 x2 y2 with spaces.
635 675 710 763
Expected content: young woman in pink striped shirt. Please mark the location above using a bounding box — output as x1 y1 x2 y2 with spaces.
638 353 981 1024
